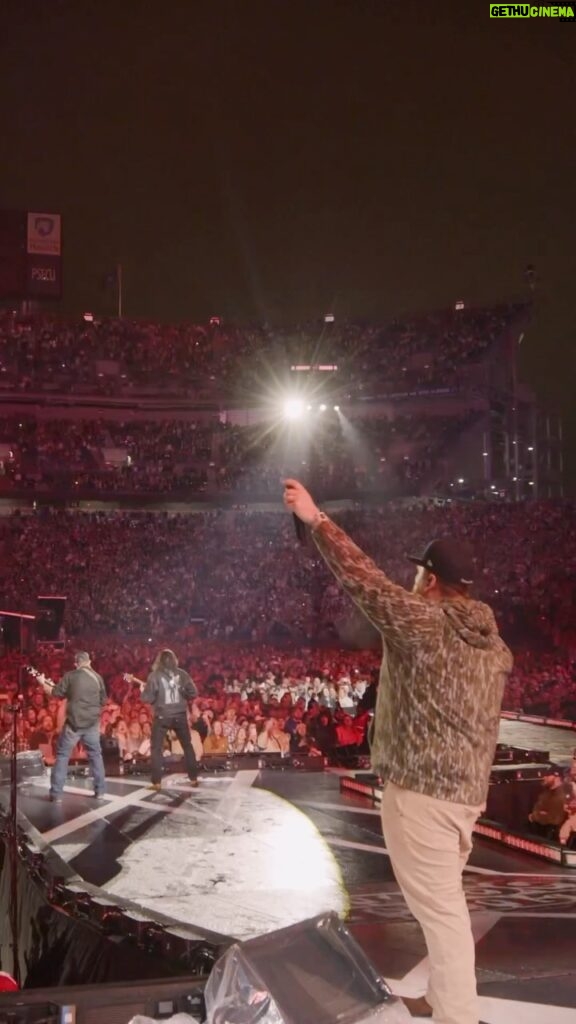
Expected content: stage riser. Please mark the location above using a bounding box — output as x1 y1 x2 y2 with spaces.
339 775 576 868
0 837 226 990
110 753 327 776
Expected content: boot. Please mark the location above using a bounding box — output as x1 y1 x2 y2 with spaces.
402 995 433 1018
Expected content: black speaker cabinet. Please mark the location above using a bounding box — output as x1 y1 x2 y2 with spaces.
36 595 67 644
204 911 403 1024
485 777 547 831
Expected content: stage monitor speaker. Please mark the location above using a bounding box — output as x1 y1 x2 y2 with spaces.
485 776 547 832
204 911 409 1024
36 595 66 644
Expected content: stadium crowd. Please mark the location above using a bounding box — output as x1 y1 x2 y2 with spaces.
0 498 574 728
0 409 481 499
0 296 571 774
0 302 524 398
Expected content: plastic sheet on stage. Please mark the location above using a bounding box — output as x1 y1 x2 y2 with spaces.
203 912 411 1024
128 1016 201 1024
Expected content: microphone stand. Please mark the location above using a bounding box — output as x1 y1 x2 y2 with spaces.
5 669 24 986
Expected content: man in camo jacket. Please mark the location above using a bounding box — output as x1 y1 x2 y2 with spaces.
284 480 513 1024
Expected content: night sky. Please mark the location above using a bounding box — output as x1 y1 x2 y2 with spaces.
1 1 575 484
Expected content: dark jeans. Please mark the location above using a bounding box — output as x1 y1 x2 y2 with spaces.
51 722 106 797
528 821 559 841
151 713 198 784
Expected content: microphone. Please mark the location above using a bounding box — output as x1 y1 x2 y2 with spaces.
293 514 307 545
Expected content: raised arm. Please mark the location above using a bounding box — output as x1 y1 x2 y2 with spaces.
283 479 436 648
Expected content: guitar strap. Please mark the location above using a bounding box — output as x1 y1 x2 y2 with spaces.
82 666 101 683
82 665 105 697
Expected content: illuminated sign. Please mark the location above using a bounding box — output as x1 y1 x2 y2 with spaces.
490 4 575 16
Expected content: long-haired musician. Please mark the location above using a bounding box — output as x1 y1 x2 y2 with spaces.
141 648 199 791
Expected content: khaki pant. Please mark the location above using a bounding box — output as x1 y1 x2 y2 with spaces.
381 781 482 1024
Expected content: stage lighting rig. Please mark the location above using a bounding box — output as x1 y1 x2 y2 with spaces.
282 397 305 420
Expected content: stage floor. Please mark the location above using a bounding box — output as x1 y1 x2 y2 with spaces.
11 765 576 1023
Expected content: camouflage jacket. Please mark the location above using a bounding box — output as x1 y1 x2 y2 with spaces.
312 517 513 806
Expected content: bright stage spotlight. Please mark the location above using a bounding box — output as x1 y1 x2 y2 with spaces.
319 404 327 412
282 397 305 420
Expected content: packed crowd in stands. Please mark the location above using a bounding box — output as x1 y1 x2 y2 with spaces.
0 415 213 494
0 498 574 726
0 408 482 499
209 411 481 499
0 302 524 398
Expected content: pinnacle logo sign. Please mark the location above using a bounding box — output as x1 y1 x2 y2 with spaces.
27 212 61 256
34 216 56 237
490 3 575 14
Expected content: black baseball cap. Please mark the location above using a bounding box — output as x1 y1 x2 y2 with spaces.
408 539 475 586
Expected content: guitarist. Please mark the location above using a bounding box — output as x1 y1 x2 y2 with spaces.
140 648 199 791
47 652 107 802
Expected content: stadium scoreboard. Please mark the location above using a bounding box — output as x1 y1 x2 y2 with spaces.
0 209 62 301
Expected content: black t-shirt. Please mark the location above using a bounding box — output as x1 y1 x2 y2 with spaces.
52 666 107 731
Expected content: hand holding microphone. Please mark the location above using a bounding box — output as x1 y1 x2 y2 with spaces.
293 513 307 544
283 479 321 542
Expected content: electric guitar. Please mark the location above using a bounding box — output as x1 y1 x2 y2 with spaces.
26 666 67 734
123 673 146 690
26 666 57 691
